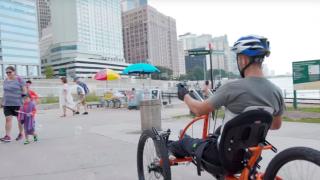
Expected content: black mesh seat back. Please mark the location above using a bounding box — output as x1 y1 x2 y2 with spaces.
218 109 273 173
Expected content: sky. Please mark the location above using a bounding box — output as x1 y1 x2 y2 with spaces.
148 0 320 75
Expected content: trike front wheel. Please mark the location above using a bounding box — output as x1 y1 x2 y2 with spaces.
137 129 171 180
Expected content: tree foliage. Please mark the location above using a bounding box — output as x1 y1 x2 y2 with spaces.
151 66 173 80
44 66 54 79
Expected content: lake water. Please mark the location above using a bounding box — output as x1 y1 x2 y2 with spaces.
268 76 320 99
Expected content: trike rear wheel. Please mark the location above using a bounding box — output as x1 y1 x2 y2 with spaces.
264 147 320 180
137 130 171 180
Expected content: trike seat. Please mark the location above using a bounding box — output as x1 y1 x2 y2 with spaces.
200 108 273 177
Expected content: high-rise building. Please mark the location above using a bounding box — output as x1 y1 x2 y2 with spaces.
211 35 229 72
178 33 232 74
36 0 51 38
41 0 127 77
0 0 40 79
122 5 178 73
121 0 147 12
227 47 239 75
176 40 186 76
185 47 207 80
178 33 212 50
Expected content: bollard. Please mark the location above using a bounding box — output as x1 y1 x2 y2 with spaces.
140 99 162 131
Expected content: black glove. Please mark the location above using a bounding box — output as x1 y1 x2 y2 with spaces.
177 83 188 101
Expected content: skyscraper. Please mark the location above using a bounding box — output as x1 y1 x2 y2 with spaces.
41 0 127 77
176 40 186 76
121 0 147 12
0 0 40 79
36 0 51 38
211 35 229 72
122 5 178 74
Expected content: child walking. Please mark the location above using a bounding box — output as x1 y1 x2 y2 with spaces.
18 94 38 145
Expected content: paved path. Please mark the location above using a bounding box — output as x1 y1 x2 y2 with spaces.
0 106 319 180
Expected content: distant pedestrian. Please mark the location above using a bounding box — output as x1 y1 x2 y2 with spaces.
202 80 210 99
26 80 40 104
18 94 38 145
73 77 89 115
59 77 76 117
0 66 27 142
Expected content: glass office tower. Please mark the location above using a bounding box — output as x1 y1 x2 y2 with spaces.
0 0 40 78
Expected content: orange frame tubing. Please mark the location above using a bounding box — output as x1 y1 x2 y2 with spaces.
167 114 277 180
179 114 209 140
169 115 209 165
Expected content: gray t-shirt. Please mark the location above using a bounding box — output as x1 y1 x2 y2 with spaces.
209 77 285 116
2 77 26 106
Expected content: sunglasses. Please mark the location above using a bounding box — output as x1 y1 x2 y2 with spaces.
6 71 13 74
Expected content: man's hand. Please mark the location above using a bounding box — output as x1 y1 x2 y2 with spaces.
177 83 188 101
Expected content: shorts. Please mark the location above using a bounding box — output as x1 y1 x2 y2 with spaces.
77 95 86 105
3 106 20 117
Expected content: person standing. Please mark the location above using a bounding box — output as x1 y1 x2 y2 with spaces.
73 77 89 115
59 77 76 117
18 94 38 145
26 80 39 104
0 66 27 142
202 80 210 99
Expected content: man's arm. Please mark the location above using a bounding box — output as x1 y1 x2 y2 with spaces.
184 95 214 116
270 115 282 130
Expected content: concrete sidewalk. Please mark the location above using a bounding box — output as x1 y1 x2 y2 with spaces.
0 106 319 180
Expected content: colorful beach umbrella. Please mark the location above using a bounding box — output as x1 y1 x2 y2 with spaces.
122 63 160 75
94 69 120 81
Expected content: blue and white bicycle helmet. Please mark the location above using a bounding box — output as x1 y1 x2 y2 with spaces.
232 35 270 77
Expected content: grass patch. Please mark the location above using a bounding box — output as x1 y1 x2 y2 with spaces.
172 114 194 119
283 116 320 123
216 110 225 118
40 95 59 104
85 93 101 102
286 106 320 113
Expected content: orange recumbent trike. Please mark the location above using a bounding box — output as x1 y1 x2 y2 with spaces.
137 109 320 180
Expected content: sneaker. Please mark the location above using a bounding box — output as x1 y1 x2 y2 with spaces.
0 135 12 142
33 135 38 142
82 112 88 115
15 134 23 141
24 140 30 145
75 111 80 115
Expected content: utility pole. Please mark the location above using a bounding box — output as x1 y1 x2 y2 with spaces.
209 43 214 90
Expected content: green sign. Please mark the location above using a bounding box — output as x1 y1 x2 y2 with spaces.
293 60 320 84
187 50 211 56
59 68 66 76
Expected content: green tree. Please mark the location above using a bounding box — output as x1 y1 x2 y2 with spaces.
44 66 54 79
189 67 204 80
151 66 173 80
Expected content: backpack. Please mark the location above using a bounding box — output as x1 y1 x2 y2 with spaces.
79 82 89 95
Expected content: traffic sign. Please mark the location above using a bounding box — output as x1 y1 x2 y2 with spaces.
59 68 66 76
187 50 211 56
293 59 320 90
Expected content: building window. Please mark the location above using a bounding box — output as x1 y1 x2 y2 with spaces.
51 45 77 53
28 65 39 76
0 65 2 79
17 65 27 77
